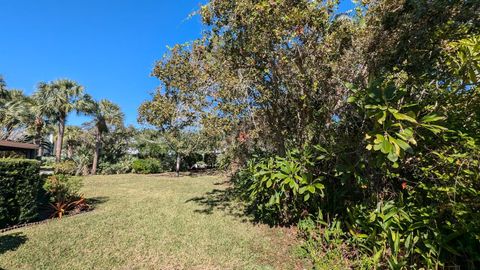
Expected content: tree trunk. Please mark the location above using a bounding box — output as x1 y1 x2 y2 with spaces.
38 144 44 157
176 153 181 177
34 117 43 158
55 118 65 163
91 128 101 175
67 144 73 159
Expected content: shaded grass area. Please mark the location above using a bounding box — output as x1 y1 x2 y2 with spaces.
0 174 304 269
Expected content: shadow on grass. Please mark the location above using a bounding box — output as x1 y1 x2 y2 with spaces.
188 169 223 178
86 196 109 208
0 232 27 255
185 184 251 222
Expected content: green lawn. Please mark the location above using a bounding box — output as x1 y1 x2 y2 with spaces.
0 174 304 269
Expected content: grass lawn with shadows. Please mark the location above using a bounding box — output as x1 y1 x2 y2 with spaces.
0 174 304 270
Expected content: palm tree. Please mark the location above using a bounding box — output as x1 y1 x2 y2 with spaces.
0 75 7 98
64 126 83 159
23 95 50 156
83 99 124 175
0 89 31 140
33 79 84 162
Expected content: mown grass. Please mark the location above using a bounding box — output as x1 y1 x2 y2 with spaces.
0 174 304 269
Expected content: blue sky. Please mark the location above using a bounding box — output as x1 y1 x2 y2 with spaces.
0 0 354 126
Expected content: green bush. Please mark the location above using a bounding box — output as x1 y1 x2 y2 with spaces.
54 160 77 175
41 156 56 167
237 140 480 268
99 157 133 175
297 215 375 270
236 148 325 225
0 159 43 228
43 174 83 203
132 158 163 174
43 174 87 218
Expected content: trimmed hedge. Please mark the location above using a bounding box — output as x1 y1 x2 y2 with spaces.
0 159 43 228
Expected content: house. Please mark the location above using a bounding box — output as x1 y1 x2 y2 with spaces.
0 140 39 159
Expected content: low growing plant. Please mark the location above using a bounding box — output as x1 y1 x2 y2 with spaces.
43 174 88 218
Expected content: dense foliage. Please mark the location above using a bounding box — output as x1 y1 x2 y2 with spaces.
54 160 78 175
43 174 88 218
0 159 43 228
131 158 164 174
141 0 479 268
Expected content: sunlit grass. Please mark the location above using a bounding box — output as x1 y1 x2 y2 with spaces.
0 174 304 269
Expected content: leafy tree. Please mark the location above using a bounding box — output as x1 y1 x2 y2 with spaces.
138 51 208 176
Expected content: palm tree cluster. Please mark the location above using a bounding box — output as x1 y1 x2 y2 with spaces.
0 76 125 174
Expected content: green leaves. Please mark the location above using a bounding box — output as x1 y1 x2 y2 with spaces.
359 82 449 164
391 111 417 124
420 114 445 123
243 148 327 224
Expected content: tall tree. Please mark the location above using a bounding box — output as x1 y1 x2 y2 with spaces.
0 80 31 141
138 59 206 176
25 95 52 157
0 75 7 98
64 126 83 159
34 79 84 162
82 99 124 175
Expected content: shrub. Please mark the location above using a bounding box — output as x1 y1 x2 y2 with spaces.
236 140 480 268
132 158 163 174
41 156 56 167
236 148 325 225
99 157 133 175
297 215 375 270
0 159 43 228
54 160 77 175
43 174 83 203
43 174 86 218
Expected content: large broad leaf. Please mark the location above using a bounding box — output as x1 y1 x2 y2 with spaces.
377 110 387 124
420 114 445 123
421 124 448 134
388 150 399 162
390 136 413 153
266 179 273 188
380 139 393 154
347 96 357 103
391 111 418 123
314 183 325 190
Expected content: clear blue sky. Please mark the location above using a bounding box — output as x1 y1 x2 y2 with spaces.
0 0 354 126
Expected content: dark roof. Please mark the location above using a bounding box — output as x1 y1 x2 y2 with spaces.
0 140 39 150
